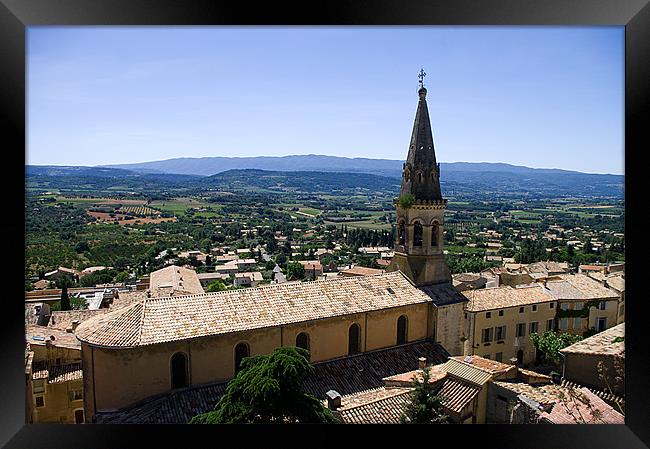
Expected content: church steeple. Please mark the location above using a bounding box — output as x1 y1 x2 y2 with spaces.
400 70 442 202
387 70 451 286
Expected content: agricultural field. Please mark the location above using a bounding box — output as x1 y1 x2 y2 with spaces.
149 197 219 215
119 206 159 216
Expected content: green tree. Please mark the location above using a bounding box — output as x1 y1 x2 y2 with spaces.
115 271 130 283
400 366 448 424
206 280 227 292
286 262 306 281
189 347 338 424
530 330 583 365
60 281 71 311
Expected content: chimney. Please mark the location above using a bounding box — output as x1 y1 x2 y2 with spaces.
71 320 81 331
418 357 427 369
325 390 342 410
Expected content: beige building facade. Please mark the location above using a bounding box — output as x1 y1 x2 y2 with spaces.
462 285 557 365
76 272 438 419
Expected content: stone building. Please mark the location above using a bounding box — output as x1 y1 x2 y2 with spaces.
73 75 468 423
544 274 619 335
76 272 445 420
387 76 467 357
560 323 624 396
462 285 557 365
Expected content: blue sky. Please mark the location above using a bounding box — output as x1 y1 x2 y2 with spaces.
27 26 624 174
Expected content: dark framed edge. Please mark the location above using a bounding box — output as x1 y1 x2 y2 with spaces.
0 0 648 448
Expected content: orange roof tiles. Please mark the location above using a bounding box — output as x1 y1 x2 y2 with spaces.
464 285 555 312
76 271 432 348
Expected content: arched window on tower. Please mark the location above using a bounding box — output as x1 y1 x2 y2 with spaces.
170 352 188 389
348 323 361 355
296 332 310 354
397 221 406 246
397 315 408 345
413 222 423 247
234 342 250 375
431 223 438 248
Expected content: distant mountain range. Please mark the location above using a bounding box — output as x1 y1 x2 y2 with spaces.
26 155 624 198
100 155 621 179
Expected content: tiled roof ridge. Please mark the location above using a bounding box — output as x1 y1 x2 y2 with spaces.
451 356 512 375
339 387 413 412
142 270 409 304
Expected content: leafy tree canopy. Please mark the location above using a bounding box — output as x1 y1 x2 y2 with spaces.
286 262 306 281
530 330 583 365
206 280 227 292
190 347 338 424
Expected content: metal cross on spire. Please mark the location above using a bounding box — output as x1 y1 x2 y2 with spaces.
418 68 426 87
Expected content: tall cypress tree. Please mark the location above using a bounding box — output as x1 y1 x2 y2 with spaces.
60 280 71 311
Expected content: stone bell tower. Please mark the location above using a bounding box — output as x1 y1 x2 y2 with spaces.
388 69 451 286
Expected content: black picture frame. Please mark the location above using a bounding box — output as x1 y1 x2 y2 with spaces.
1 1 648 448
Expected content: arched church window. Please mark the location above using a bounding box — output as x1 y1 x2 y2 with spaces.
296 332 310 354
413 222 423 247
431 223 438 247
234 342 250 375
170 352 188 389
348 323 361 355
397 315 408 345
397 221 406 246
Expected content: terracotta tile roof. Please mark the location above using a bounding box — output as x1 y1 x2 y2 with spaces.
48 309 111 330
560 379 625 409
26 325 82 350
93 339 449 423
493 380 567 407
336 387 413 424
527 261 569 274
453 273 484 283
110 290 150 309
337 375 482 421
383 366 447 387
544 281 588 300
560 323 624 357
555 274 619 300
420 282 468 307
76 272 433 348
149 265 204 297
95 382 229 424
540 387 624 424
463 285 555 312
580 265 607 272
32 361 83 384
339 266 385 277
605 275 624 293
449 355 515 375
440 358 495 385
434 376 482 413
302 340 449 399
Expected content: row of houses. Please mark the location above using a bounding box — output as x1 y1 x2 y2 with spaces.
329 327 624 424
